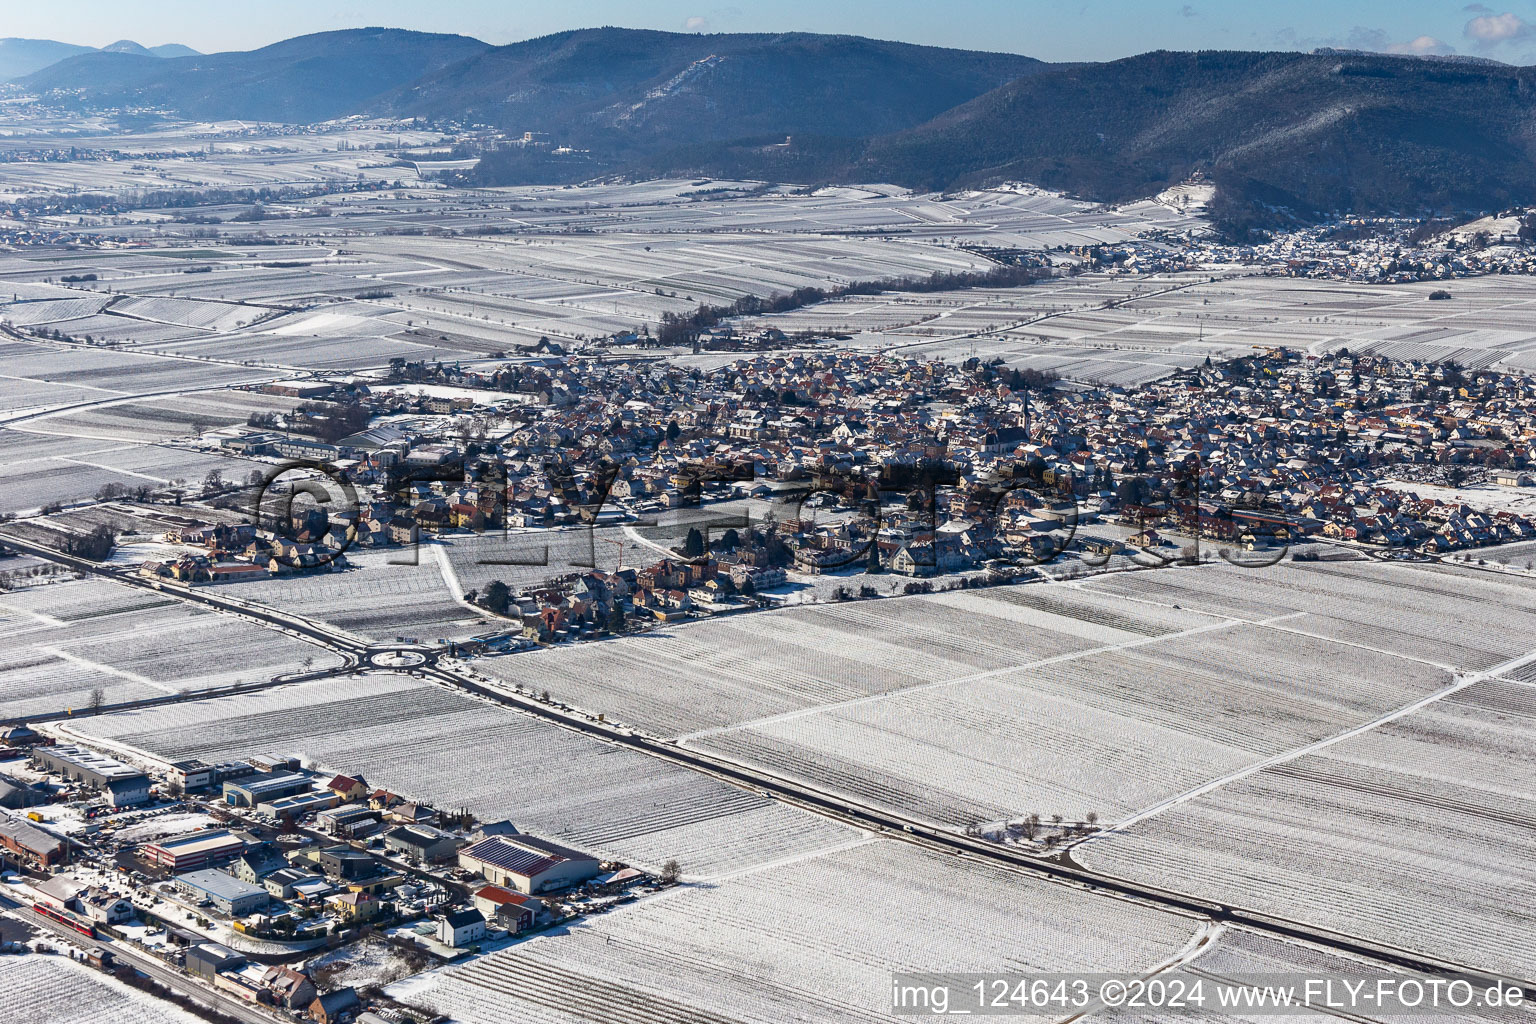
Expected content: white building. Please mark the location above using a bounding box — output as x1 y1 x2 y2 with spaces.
435 907 486 948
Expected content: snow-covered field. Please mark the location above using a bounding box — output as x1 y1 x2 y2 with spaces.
0 953 202 1024
23 389 296 443
400 839 1201 1024
0 577 340 718
1081 559 1536 671
726 272 1536 385
65 673 858 880
460 565 1479 831
479 584 1225 738
1078 676 1536 980
232 547 489 643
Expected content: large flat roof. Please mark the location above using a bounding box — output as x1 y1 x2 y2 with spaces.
41 745 145 781
148 829 245 856
176 869 266 901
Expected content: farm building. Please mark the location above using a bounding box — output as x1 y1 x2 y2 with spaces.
142 828 247 873
457 834 599 894
259 966 318 1010
310 987 361 1024
175 869 270 916
33 745 150 806
0 725 41 748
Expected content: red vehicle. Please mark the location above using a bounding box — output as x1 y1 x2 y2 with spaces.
33 902 95 938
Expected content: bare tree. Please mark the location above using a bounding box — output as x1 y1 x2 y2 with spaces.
659 859 682 884
88 686 105 716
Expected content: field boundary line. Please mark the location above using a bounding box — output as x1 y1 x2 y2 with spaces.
36 643 179 694
1074 645 1536 846
676 611 1303 742
699 833 881 884
1253 620 1460 672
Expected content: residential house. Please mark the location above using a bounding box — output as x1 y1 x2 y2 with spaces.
435 907 486 949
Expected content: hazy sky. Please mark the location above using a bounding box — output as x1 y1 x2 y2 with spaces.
7 0 1536 65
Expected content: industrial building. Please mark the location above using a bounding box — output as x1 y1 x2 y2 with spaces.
457 833 599 894
167 760 215 791
258 790 338 818
0 813 68 870
142 829 247 873
33 745 150 806
0 777 46 810
175 869 270 916
222 770 312 808
383 823 462 864
185 942 247 980
315 804 384 839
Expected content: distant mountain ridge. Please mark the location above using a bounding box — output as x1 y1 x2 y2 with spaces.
0 37 198 80
20 28 489 122
381 29 1045 148
848 50 1536 231
15 28 1536 231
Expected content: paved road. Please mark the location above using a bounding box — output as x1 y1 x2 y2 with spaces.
7 529 1534 1000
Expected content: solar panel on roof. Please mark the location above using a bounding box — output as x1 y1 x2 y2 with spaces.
463 836 561 876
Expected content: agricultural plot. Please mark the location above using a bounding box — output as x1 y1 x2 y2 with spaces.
688 593 1449 828
0 954 203 1024
0 429 264 511
0 577 339 719
0 374 117 419
480 583 1224 740
438 526 658 596
0 295 112 326
1480 538 1536 570
747 271 1536 384
1082 558 1536 672
21 389 296 443
231 547 488 643
1098 925 1533 1024
108 295 274 332
402 839 1201 1024
21 314 207 347
68 673 858 880
1078 677 1536 981
0 338 267 396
